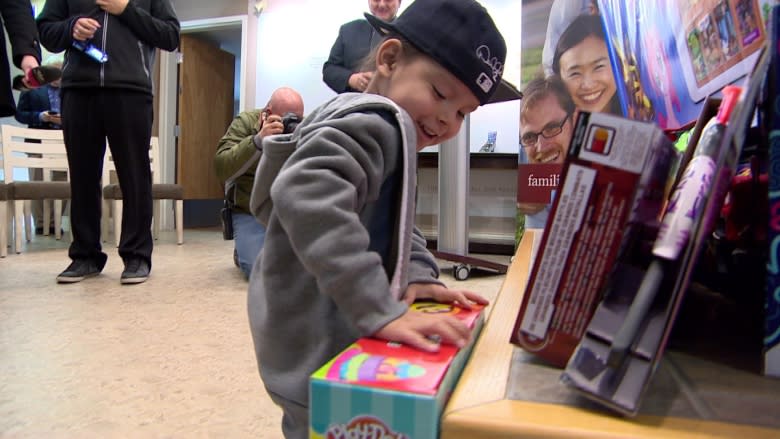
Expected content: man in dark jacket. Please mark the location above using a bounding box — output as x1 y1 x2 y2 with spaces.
37 0 179 285
321 0 400 94
0 0 42 117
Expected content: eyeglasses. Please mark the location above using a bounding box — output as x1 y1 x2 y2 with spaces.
520 114 571 147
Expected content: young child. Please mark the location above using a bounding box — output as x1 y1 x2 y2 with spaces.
247 0 506 437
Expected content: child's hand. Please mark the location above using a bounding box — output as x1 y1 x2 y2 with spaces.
403 283 489 309
374 309 471 352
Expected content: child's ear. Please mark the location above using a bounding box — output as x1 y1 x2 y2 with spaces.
376 39 403 76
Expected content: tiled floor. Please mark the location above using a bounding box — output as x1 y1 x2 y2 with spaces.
0 227 510 438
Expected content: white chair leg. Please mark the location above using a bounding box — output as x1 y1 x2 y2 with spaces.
175 199 183 245
114 200 122 248
43 200 51 236
64 200 73 242
23 200 32 242
54 200 63 240
101 199 110 243
14 200 24 253
153 200 160 240
0 201 7 258
5 201 13 256
54 198 65 238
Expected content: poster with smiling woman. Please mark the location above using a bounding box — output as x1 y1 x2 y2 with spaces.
525 0 771 129
522 0 624 116
517 0 624 241
517 0 771 247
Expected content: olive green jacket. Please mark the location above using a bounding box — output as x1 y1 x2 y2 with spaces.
214 109 263 214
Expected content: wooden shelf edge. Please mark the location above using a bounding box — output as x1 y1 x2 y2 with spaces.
442 399 780 439
443 231 538 414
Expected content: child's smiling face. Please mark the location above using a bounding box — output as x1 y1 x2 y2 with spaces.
374 41 480 150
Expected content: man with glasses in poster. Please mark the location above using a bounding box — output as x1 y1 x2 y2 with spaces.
518 75 576 230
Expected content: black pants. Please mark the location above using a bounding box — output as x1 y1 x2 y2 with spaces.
61 88 154 269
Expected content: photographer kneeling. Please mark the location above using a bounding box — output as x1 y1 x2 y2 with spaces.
215 87 304 278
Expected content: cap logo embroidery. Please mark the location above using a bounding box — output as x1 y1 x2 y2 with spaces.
476 45 504 81
476 72 493 93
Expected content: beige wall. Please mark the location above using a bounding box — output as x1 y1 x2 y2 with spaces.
171 0 247 22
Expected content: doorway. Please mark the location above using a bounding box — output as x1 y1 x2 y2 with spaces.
157 15 248 228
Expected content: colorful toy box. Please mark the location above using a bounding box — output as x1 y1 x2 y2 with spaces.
309 302 484 439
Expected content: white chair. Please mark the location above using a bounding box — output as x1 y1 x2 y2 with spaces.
1 125 70 254
102 136 184 247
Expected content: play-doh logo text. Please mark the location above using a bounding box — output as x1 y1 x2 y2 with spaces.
326 415 408 439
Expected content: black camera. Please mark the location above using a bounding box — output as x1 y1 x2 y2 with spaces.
281 112 301 134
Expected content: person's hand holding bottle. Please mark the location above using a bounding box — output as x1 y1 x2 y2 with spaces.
71 17 100 41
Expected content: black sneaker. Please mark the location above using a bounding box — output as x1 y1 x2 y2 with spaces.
57 260 101 283
121 258 150 285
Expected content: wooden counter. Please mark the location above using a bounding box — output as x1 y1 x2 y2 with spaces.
441 230 780 438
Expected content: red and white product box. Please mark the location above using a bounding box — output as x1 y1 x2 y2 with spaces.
510 112 677 367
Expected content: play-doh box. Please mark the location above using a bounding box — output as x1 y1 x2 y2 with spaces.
309 301 484 439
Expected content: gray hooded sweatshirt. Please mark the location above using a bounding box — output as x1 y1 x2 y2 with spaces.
247 93 443 406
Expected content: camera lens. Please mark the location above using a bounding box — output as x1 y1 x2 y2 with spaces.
281 112 301 134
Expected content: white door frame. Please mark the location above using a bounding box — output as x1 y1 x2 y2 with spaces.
157 15 248 230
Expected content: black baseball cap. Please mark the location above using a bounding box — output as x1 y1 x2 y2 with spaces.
365 0 507 106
